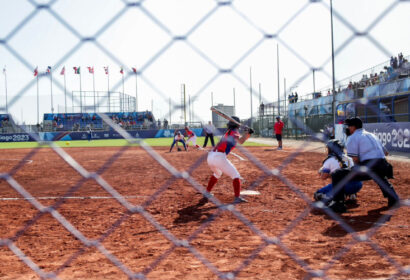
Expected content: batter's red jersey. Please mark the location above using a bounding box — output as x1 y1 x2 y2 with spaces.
186 129 195 137
214 129 240 155
274 121 284 135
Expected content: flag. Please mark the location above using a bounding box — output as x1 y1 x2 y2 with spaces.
73 67 80 74
104 66 109 75
47 66 51 73
120 67 123 74
34 67 38 77
132 67 137 73
87 66 94 74
60 66 65 75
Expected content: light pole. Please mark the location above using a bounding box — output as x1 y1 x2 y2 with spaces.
330 0 336 125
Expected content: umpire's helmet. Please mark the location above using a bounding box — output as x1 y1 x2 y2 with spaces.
227 116 240 129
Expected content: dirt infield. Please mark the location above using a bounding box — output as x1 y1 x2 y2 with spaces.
0 146 409 280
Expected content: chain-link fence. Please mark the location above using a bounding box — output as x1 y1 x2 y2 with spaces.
0 0 409 279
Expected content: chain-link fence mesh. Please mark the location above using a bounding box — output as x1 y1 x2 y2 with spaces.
0 0 409 279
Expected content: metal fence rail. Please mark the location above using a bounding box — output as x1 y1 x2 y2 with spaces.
0 0 409 279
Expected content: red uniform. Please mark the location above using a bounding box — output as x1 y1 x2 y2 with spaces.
274 121 284 135
214 129 241 155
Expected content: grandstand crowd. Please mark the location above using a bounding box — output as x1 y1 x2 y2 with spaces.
43 111 158 132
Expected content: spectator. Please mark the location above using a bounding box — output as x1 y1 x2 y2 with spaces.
390 56 394 68
294 92 298 102
157 119 161 128
259 102 265 115
163 119 168 129
327 90 331 96
393 56 398 69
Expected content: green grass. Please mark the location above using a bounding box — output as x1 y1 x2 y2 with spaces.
0 137 267 149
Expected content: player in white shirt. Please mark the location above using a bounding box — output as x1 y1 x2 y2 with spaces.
169 131 187 152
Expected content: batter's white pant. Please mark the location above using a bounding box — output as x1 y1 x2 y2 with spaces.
186 135 197 146
207 151 240 179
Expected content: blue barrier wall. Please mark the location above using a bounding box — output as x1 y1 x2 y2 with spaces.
0 128 209 142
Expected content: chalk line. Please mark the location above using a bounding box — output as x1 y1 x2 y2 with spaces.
0 195 148 201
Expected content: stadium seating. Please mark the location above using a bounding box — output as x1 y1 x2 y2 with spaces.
43 111 155 132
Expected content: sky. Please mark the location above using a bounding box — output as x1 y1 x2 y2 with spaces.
0 0 409 125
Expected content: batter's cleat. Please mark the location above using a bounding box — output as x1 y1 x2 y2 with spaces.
233 196 248 204
328 200 346 213
277 147 282 150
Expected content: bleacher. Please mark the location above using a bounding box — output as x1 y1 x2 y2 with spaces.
43 111 155 132
0 114 13 133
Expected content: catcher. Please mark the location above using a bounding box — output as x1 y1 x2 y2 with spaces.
201 116 254 204
169 131 187 152
314 139 362 207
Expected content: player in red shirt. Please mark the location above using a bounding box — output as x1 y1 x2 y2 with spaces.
202 116 254 204
274 116 284 150
184 126 200 150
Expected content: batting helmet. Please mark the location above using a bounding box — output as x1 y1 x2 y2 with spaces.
227 116 240 129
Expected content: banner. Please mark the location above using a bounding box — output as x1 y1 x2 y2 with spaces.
336 122 410 153
0 133 35 142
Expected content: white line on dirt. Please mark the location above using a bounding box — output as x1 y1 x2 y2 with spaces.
0 195 148 201
0 159 33 164
230 152 246 161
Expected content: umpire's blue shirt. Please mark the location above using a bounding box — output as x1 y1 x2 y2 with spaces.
346 128 387 162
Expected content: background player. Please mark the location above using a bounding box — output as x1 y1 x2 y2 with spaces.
169 131 187 152
314 139 362 205
202 116 254 204
274 116 284 150
185 126 200 150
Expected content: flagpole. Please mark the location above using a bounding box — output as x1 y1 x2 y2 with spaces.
135 70 138 112
121 72 124 112
107 70 110 112
79 69 82 113
64 70 67 113
250 67 253 128
92 69 96 112
50 69 54 113
277 43 280 116
4 68 8 114
36 75 39 125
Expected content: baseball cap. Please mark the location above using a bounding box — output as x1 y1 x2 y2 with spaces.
344 117 362 128
276 116 280 119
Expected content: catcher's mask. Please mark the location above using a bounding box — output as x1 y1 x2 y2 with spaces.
227 116 240 129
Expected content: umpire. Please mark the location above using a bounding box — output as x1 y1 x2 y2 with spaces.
203 121 215 148
331 117 400 213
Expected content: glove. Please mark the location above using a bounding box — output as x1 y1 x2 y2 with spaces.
177 147 182 151
247 128 254 134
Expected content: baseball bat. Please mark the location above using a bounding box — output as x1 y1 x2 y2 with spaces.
210 106 242 127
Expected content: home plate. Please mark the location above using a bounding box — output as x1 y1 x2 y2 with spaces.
240 190 261 195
